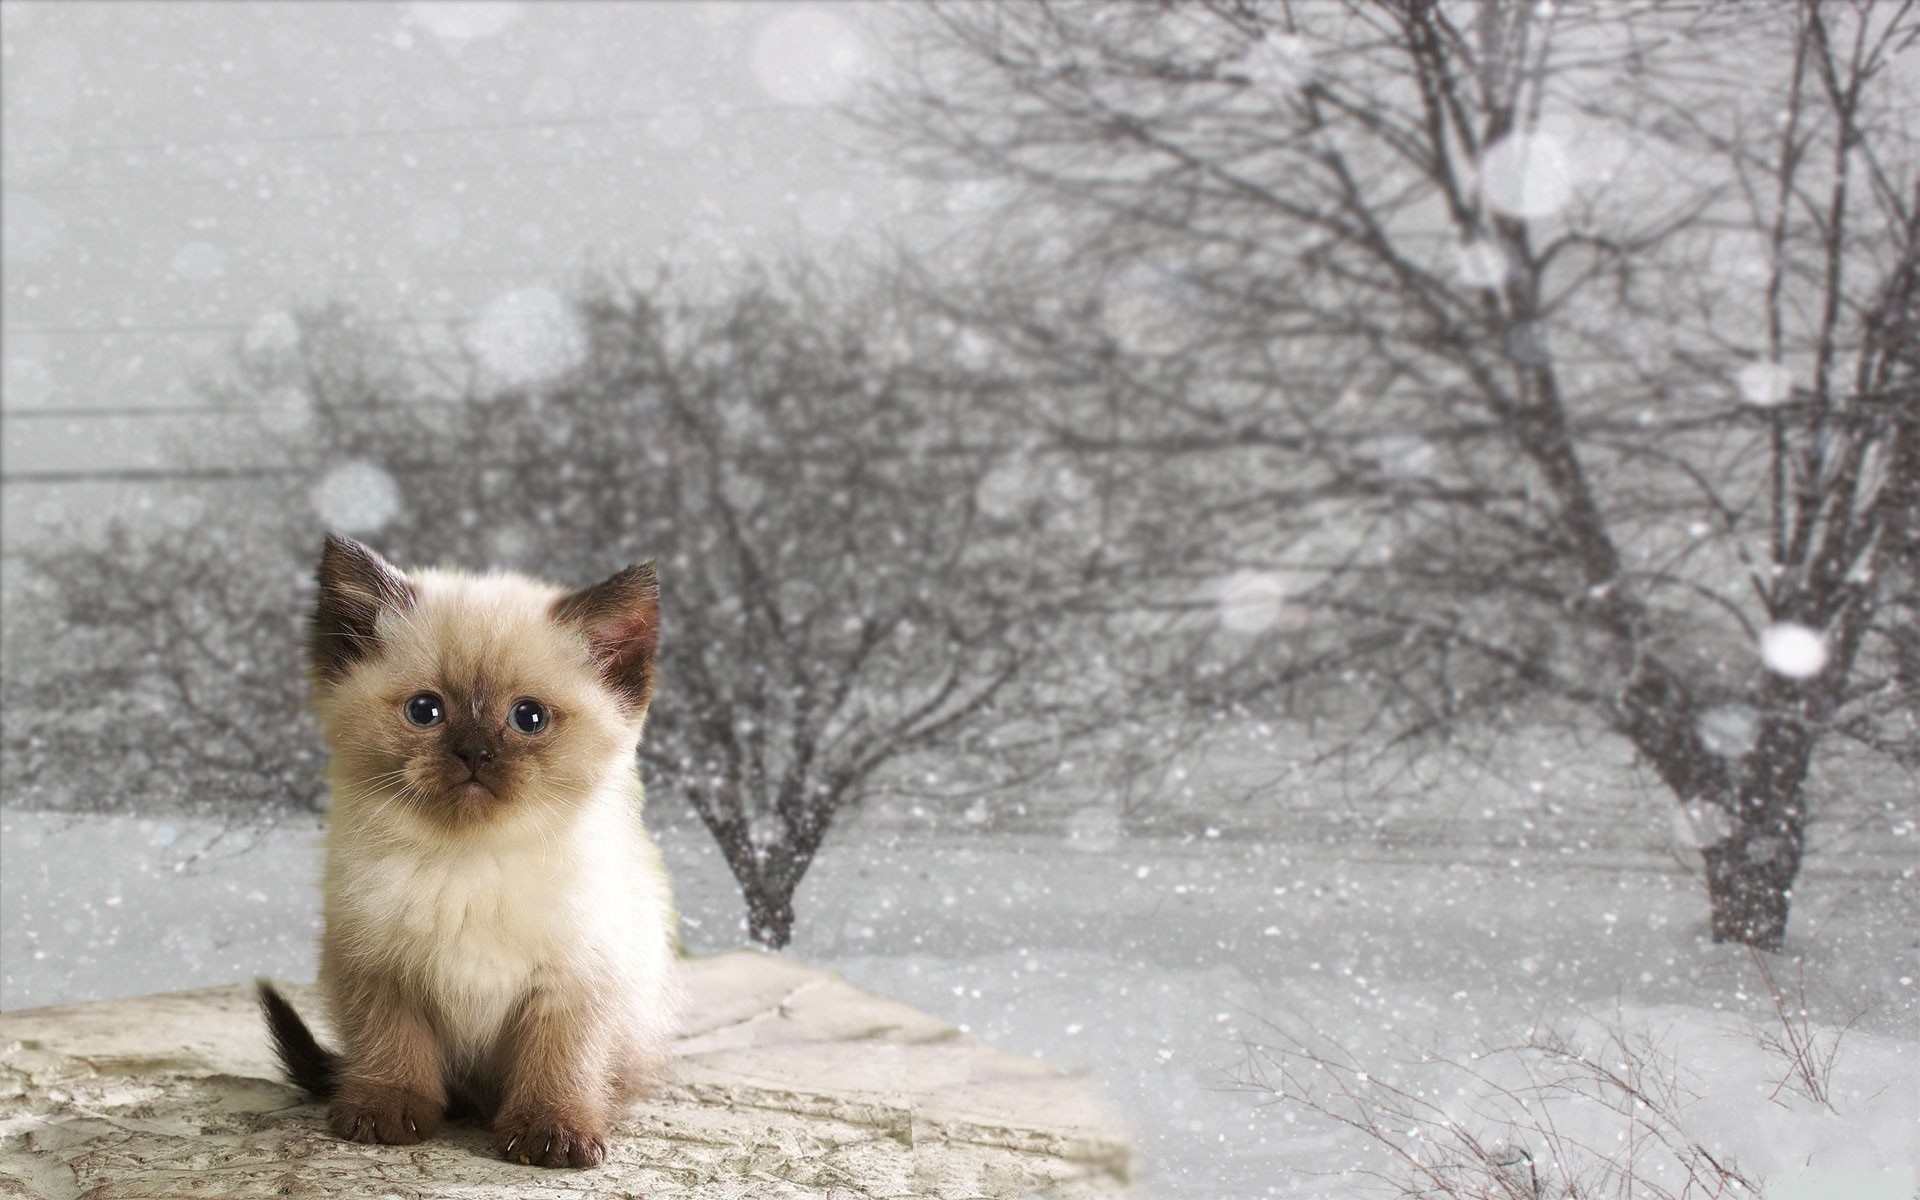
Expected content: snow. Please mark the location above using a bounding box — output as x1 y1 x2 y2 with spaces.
1216 569 1305 635
1697 704 1761 759
1455 239 1508 289
2 354 54 408
1374 431 1438 480
1478 132 1576 220
1 193 62 264
4 809 1912 1198
1238 35 1312 93
1761 622 1830 679
258 385 314 436
1102 267 1200 356
308 458 401 534
466 285 588 387
749 7 873 107
408 200 466 250
243 311 301 357
168 242 227 282
1739 360 1796 407
797 187 860 238
646 104 707 151
405 1 524 43
1674 798 1735 849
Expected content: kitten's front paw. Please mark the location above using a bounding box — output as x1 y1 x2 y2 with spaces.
492 1111 609 1168
328 1085 443 1145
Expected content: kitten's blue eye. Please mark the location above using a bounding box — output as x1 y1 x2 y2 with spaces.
508 699 549 735
404 693 445 727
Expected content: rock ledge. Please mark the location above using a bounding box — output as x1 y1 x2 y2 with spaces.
0 951 1131 1198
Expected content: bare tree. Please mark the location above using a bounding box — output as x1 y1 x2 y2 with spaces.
877 0 1918 947
1 305 418 817
6 273 1082 948
459 276 1074 946
3 519 320 815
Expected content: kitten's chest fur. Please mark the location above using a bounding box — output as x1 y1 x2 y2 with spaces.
358 843 568 994
324 806 644 1055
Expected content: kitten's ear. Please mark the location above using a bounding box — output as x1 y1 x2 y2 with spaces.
308 533 414 684
553 562 660 713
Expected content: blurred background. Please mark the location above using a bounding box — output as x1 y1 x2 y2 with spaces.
3 3 1915 1196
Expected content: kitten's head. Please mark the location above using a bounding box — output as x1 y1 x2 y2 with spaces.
307 534 659 830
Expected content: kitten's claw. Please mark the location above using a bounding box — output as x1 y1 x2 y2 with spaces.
328 1085 442 1146
492 1112 608 1168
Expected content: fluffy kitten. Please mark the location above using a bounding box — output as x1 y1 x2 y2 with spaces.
258 534 682 1168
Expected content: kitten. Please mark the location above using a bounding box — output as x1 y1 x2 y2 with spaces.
258 533 682 1168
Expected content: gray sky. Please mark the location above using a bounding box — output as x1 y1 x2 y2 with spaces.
2 0 932 547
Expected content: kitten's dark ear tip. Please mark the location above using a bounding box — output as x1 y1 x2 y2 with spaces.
325 529 390 553
308 533 413 682
319 532 373 568
624 560 660 595
554 559 661 712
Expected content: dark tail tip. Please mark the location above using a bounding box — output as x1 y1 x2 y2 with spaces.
256 979 339 1098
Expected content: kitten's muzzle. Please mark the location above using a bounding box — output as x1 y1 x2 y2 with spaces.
450 739 496 773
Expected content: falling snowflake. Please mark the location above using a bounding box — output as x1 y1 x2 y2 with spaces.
1478 133 1574 219
1373 432 1436 480
1101 267 1199 355
976 459 1089 519
748 811 787 850
749 7 872 106
258 385 314 437
1759 623 1828 678
1735 360 1793 407
466 286 587 387
1237 33 1311 92
1671 800 1732 849
1216 570 1302 634
311 460 401 535
1696 705 1760 758
487 524 536 567
406 1 522 42
1455 240 1508 289
244 311 300 357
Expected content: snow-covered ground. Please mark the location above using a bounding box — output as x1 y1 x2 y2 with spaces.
2 807 1914 1198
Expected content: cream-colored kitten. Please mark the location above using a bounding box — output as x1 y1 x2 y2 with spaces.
259 534 681 1168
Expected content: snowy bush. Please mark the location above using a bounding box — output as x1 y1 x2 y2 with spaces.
1237 1002 1914 1199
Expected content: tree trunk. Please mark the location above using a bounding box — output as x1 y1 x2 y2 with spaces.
742 833 824 951
1626 691 1812 951
689 785 833 952
747 891 797 950
1700 830 1801 950
1693 721 1813 951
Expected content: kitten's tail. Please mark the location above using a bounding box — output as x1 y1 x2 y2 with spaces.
256 980 339 1098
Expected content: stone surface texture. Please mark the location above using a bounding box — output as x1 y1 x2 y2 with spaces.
0 951 1131 1198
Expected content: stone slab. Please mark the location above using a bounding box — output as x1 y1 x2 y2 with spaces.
0 951 1132 1199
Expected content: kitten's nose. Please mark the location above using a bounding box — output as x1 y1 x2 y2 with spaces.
451 740 495 773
